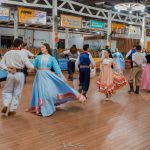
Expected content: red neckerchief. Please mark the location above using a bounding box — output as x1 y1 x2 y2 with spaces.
11 47 21 50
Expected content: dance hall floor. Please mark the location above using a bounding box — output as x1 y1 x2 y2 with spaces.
0 72 150 150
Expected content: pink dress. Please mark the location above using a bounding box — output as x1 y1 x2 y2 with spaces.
97 58 127 94
141 54 150 90
141 64 150 90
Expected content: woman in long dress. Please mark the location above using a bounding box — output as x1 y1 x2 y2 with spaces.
97 51 127 100
112 48 125 72
26 43 85 117
141 52 150 91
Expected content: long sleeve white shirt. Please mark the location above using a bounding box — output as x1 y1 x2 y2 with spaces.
0 50 34 70
20 49 34 57
132 52 147 67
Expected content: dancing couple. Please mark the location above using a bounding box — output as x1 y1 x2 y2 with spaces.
0 39 86 117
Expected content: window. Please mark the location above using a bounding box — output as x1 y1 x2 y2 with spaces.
0 36 23 48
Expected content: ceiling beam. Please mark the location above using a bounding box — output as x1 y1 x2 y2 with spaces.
1 0 52 8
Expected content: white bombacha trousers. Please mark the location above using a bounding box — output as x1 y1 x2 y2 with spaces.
3 72 25 112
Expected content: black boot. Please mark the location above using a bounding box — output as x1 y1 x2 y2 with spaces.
128 83 134 93
134 86 140 94
1 106 8 113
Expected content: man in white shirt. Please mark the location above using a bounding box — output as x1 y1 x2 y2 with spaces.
20 42 34 83
21 42 34 58
0 38 34 116
128 45 147 94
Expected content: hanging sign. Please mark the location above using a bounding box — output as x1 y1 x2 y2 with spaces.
60 14 82 29
0 7 10 21
90 20 105 29
18 7 46 25
146 29 150 36
112 23 126 34
112 23 126 29
128 25 141 35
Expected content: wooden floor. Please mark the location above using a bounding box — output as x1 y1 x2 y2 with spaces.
0 73 150 150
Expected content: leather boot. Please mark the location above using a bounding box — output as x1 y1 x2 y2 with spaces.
8 111 16 116
1 106 8 113
128 83 134 93
134 86 140 94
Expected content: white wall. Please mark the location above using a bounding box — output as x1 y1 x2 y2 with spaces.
0 27 34 47
84 39 116 52
1 27 150 50
0 27 84 49
33 30 51 47
68 35 84 49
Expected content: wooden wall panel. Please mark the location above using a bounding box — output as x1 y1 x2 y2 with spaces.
112 38 140 53
84 36 140 54
147 41 150 52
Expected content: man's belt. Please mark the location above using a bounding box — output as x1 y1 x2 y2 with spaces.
69 59 76 62
16 69 24 72
80 65 90 68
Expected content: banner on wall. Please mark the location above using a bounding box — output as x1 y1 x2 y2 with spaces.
112 23 126 34
60 14 82 29
0 7 10 21
146 29 150 36
18 7 46 25
90 20 105 29
128 25 141 35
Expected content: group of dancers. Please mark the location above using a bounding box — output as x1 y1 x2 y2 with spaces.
0 38 149 117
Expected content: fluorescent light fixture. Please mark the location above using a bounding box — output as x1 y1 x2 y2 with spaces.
95 2 105 5
96 31 100 34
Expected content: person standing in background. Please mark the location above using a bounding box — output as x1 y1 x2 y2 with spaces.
105 45 111 53
112 48 125 72
141 48 147 57
0 38 34 116
126 45 136 68
128 45 147 94
63 45 80 81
